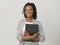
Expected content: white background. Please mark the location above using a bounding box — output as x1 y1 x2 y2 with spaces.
0 0 60 45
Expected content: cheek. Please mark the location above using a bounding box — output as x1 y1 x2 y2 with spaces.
24 8 34 16
26 12 33 16
26 10 33 14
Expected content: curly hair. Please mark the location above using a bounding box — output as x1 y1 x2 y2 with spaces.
23 2 37 19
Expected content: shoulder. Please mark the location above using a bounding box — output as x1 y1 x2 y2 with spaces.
18 19 25 24
34 19 42 24
34 19 43 27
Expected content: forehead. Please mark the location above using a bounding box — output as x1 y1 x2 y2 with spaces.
25 5 33 9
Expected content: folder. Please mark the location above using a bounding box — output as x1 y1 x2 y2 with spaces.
25 24 39 42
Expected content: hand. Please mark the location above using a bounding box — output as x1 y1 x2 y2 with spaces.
24 31 30 36
32 32 40 42
22 31 33 41
32 32 39 39
34 38 40 42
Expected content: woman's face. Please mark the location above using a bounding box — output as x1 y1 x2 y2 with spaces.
24 5 34 18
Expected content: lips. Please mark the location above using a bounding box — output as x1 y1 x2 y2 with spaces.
26 12 32 14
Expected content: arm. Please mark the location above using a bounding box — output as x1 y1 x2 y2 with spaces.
38 21 45 42
22 35 33 41
22 31 33 41
16 21 22 42
34 38 40 42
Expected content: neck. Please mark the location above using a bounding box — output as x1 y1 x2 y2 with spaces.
26 17 33 22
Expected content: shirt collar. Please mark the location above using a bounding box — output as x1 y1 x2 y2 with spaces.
24 18 35 24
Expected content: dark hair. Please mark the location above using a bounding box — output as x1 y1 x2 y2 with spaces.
23 2 37 19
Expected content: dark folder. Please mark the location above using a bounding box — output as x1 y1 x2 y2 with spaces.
25 24 39 35
25 24 39 42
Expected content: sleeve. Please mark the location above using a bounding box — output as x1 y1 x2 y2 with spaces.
38 21 45 42
16 20 22 42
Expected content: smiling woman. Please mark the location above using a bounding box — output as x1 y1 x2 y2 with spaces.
23 3 37 20
17 2 45 45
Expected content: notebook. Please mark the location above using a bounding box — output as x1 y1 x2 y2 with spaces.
25 24 39 42
25 24 39 35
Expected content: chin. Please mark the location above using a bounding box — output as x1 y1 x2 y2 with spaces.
26 14 32 17
27 16 32 18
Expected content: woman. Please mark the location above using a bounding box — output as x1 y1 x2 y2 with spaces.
17 2 45 45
